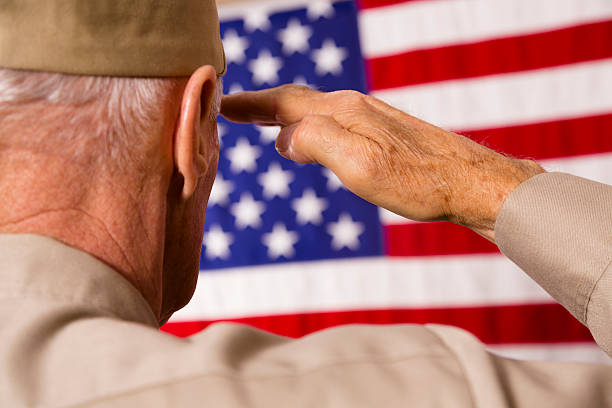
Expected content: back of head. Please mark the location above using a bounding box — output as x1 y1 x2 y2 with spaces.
0 0 227 321
0 0 226 174
0 68 183 173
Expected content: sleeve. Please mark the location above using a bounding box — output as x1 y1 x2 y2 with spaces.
495 172 612 356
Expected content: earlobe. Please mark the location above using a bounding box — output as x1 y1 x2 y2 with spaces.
173 65 218 200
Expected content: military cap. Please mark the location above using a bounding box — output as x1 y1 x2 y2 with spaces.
0 0 226 77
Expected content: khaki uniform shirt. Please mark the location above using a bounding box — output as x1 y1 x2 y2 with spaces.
1 172 611 407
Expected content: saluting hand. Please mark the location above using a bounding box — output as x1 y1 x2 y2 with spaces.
221 85 543 242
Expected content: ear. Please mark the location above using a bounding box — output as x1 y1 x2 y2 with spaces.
174 65 218 199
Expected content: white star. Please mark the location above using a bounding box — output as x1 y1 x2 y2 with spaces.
231 193 266 229
307 0 335 20
311 39 347 76
292 189 328 225
204 225 233 260
227 83 244 95
278 18 312 55
323 168 344 191
262 223 299 259
226 138 261 173
222 29 249 65
244 9 271 32
256 125 280 144
208 174 234 207
248 50 283 86
258 162 294 199
217 123 227 145
293 75 316 89
327 213 364 251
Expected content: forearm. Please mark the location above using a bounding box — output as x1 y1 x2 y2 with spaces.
397 118 546 242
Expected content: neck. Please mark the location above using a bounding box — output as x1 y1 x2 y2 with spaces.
0 149 168 321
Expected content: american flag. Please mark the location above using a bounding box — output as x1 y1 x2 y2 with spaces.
162 0 612 364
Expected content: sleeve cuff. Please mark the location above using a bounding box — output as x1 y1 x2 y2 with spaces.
495 172 612 355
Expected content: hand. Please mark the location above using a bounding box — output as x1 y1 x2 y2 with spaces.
221 85 544 242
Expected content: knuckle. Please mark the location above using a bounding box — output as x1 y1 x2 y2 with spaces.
280 83 312 96
327 91 371 126
331 90 367 108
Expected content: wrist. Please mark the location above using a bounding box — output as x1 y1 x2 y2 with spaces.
449 155 545 243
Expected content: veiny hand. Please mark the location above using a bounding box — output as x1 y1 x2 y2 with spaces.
221 85 544 242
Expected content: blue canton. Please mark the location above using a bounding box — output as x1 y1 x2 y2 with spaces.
201 0 383 270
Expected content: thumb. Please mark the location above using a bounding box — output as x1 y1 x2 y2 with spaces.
275 114 350 169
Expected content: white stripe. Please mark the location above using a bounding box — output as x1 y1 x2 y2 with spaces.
371 59 612 131
171 254 551 321
219 0 338 21
489 343 611 365
543 152 612 186
360 0 612 58
219 0 300 20
380 153 612 225
378 207 415 225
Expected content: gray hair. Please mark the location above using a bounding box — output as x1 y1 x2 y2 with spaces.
0 68 222 171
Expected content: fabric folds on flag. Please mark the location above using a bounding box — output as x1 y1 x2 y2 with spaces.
162 0 612 364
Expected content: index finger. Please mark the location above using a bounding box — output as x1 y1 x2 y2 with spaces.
220 85 327 126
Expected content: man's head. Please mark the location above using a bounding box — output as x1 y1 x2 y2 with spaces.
0 65 223 324
0 0 226 324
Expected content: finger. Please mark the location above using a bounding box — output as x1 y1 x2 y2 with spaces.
275 114 352 173
221 85 328 126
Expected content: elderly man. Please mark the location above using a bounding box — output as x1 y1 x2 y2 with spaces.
0 1 610 407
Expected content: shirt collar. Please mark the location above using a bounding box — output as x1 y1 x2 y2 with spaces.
0 234 158 327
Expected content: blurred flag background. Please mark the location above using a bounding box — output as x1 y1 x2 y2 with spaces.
162 0 612 364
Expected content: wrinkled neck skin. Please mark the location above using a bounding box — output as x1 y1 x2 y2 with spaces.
0 148 169 320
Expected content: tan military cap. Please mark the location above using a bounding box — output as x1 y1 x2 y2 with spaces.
0 0 226 77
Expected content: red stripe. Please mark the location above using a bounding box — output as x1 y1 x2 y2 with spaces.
367 21 612 90
384 222 498 257
461 113 612 160
358 0 425 11
162 303 593 344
